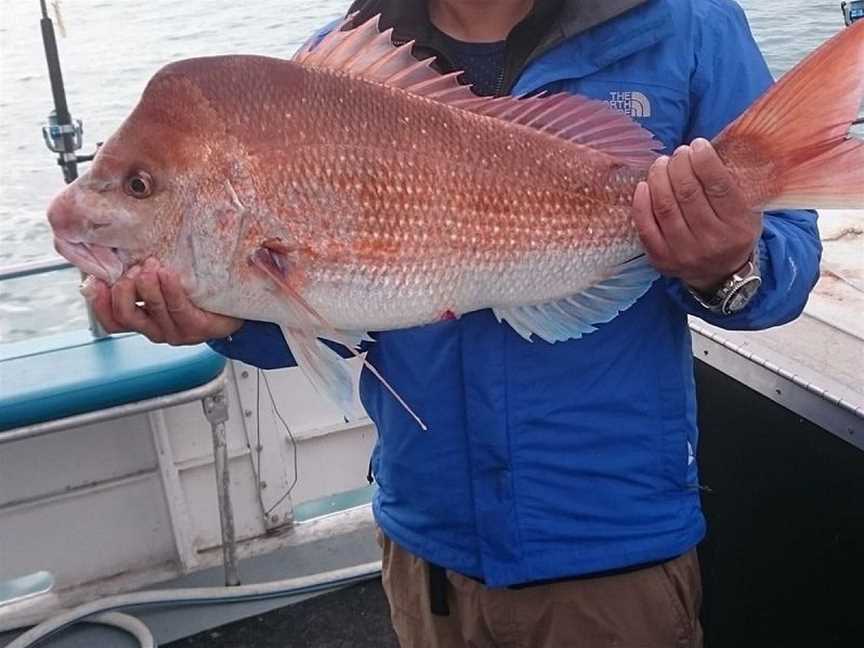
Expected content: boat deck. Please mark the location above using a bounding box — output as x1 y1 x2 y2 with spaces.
167 580 398 648
0 522 394 648
1 580 397 648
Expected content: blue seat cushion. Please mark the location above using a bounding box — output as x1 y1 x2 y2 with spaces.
0 331 226 432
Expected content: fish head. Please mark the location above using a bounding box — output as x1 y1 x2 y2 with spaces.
47 63 247 295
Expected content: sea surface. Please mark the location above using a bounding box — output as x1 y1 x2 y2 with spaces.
0 0 858 342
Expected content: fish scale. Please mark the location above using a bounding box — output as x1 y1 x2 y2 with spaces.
271 136 641 329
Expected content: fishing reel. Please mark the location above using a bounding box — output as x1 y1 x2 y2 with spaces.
41 110 82 156
42 110 102 183
842 1 864 25
41 111 98 183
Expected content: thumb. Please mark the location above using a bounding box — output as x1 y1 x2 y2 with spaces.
80 275 108 302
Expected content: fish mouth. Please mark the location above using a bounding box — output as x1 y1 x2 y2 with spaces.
53 238 125 284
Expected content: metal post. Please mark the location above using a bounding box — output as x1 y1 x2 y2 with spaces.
202 390 240 586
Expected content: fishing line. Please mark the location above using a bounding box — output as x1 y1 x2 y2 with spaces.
262 370 299 517
244 368 300 520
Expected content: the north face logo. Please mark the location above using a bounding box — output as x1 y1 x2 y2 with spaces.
608 91 652 118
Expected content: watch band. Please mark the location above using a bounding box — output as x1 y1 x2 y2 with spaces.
687 250 762 315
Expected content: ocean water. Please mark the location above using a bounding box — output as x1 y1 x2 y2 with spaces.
0 0 857 342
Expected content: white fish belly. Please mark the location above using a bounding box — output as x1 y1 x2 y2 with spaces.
306 243 642 331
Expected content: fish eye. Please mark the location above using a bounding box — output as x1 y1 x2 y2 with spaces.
125 171 153 199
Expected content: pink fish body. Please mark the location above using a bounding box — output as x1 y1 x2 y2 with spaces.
47 17 864 423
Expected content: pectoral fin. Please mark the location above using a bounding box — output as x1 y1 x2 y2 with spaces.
279 325 364 420
250 243 427 430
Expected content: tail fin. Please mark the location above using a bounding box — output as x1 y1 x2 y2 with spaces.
713 21 864 211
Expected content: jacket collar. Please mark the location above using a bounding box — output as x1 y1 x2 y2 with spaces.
513 0 675 93
535 0 652 60
341 0 674 94
346 0 650 65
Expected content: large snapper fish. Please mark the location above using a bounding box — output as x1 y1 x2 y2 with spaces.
48 17 864 426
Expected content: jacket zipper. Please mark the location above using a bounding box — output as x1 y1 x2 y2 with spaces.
493 66 507 97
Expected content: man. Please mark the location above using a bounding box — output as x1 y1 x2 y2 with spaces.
86 0 821 645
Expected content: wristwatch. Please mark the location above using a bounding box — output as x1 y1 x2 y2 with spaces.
687 250 761 315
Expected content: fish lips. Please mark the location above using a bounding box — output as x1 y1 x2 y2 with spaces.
54 238 125 284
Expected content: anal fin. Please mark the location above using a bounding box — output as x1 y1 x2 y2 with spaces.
494 255 659 344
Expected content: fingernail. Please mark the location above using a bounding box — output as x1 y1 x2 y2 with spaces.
673 145 689 157
80 276 98 300
691 138 708 152
143 258 159 271
656 156 669 167
127 266 141 279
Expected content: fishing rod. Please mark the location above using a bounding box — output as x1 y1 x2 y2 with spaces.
38 0 105 337
39 0 96 184
842 2 864 125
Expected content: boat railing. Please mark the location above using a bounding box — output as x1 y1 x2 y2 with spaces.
0 257 73 282
0 256 107 338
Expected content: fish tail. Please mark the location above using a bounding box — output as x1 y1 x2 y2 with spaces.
713 21 864 211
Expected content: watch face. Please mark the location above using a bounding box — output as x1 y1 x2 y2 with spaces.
723 276 762 314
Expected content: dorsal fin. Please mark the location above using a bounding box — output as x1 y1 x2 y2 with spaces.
294 15 662 168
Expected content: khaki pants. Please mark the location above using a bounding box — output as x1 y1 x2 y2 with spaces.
378 530 703 648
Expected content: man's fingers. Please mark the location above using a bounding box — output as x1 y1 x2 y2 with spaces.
159 270 199 322
82 261 240 344
135 265 180 341
689 138 749 223
159 269 243 340
111 275 164 342
83 277 127 333
632 181 672 272
158 269 220 340
667 145 723 232
647 156 695 247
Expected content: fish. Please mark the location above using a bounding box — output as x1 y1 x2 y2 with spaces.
47 16 864 427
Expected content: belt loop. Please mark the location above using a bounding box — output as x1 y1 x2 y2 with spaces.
428 562 450 616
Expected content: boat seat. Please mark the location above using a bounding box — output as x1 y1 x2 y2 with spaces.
0 330 226 432
0 330 240 587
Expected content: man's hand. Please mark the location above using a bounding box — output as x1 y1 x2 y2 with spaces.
83 258 243 345
632 138 762 293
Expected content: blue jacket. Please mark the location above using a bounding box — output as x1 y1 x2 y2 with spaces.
210 0 821 587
